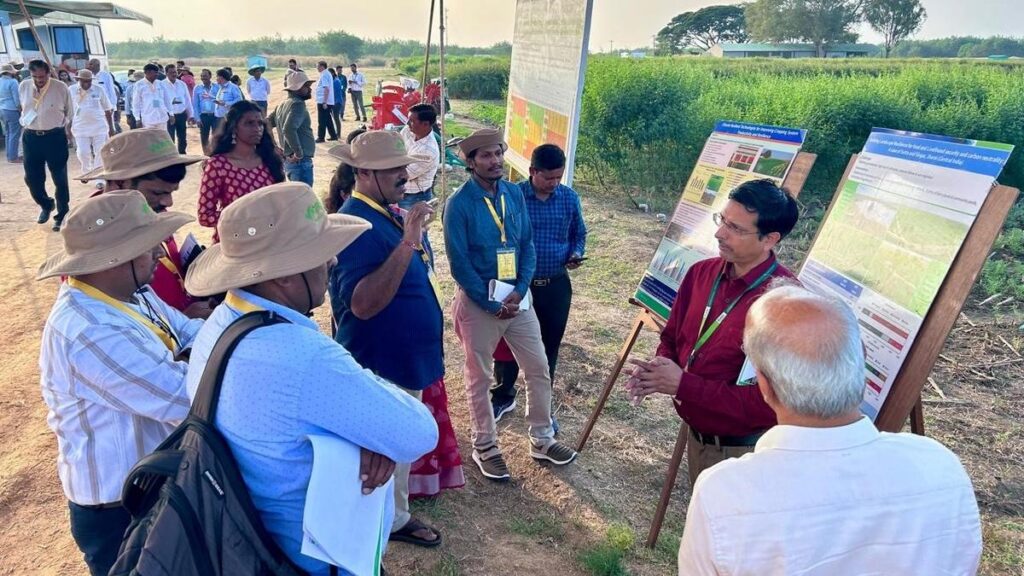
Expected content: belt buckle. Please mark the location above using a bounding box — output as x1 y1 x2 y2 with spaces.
35 130 46 136
533 278 549 287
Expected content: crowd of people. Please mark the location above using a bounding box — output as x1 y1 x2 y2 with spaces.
22 53 985 576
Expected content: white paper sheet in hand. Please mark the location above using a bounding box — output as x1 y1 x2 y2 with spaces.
301 435 393 576
488 279 531 310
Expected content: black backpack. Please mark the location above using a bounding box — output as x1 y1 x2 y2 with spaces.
110 311 307 576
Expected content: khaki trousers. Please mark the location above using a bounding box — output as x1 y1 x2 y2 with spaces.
452 290 554 451
686 429 756 487
391 387 424 533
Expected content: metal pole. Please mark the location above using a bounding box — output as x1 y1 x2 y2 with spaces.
438 0 447 204
17 0 56 77
420 0 436 101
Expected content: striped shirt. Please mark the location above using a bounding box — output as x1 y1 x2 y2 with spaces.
39 283 203 505
520 180 587 278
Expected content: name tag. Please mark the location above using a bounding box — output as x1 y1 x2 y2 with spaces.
496 248 517 281
20 109 37 127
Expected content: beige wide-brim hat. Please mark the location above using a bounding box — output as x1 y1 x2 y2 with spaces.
284 70 314 91
75 69 94 80
185 182 371 296
79 128 205 181
327 130 416 170
133 71 144 80
37 190 193 280
0 64 16 76
458 127 507 158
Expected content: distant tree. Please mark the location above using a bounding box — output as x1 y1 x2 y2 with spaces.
863 0 926 57
317 30 364 60
746 0 863 57
656 5 748 54
173 40 205 58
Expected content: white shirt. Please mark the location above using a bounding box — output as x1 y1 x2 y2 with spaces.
316 69 334 104
162 78 192 117
400 125 439 194
678 417 982 576
94 69 118 110
68 83 112 137
349 71 365 91
247 76 271 101
131 78 173 127
39 283 203 505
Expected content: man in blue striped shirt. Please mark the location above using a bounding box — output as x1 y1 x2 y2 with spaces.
490 144 587 428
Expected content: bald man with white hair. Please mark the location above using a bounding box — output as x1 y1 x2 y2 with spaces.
677 283 982 576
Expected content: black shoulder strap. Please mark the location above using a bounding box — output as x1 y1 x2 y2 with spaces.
190 311 288 423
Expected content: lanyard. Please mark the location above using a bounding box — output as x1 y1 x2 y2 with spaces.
32 79 51 110
687 261 778 369
68 278 180 353
483 193 507 245
225 291 263 314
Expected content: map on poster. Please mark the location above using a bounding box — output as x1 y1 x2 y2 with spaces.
504 0 593 184
633 121 807 319
797 129 1014 418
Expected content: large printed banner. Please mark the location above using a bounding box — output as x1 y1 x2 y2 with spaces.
634 121 807 319
504 0 593 184
798 129 1013 418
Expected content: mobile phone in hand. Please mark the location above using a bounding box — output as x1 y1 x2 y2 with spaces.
567 256 588 265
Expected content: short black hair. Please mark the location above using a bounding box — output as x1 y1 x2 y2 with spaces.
201 68 212 76
318 60 328 68
164 64 176 72
727 179 799 239
176 60 185 66
127 68 135 75
28 59 50 73
288 58 297 64
130 163 189 186
410 103 437 125
346 127 367 144
530 144 565 171
216 68 231 81
143 63 159 73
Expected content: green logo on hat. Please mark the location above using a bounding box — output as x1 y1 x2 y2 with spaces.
305 201 326 221
149 139 175 154
141 201 154 215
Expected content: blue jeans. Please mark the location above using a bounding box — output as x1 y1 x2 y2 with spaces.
2 108 21 161
285 157 314 187
397 188 434 210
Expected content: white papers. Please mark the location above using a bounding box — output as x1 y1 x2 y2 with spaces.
489 279 530 310
301 435 392 576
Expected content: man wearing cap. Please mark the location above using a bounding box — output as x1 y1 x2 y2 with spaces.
162 64 193 154
19 59 73 231
191 68 217 153
178 64 196 99
184 182 439 574
270 70 316 187
314 61 338 143
86 59 119 133
68 69 115 190
247 65 271 114
444 127 577 481
328 132 448 549
84 129 209 317
132 63 173 130
38 190 202 576
0 63 22 162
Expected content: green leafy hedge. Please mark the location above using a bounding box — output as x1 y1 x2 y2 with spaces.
398 56 509 99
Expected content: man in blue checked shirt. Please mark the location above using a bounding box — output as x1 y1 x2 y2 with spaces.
490 144 587 428
191 69 218 153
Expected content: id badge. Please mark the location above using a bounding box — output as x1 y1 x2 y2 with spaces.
19 109 37 127
496 248 517 281
152 98 162 107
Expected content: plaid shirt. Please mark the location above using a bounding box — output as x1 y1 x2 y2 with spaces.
519 180 587 279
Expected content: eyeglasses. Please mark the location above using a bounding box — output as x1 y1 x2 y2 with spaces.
712 212 759 236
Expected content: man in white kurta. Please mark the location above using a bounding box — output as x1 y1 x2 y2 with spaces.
68 69 114 188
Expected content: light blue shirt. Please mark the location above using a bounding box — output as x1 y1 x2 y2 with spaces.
0 76 20 111
212 81 243 118
185 289 438 575
192 82 216 117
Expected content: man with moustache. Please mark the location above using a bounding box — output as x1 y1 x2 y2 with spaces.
626 179 799 485
162 64 193 154
269 70 316 187
19 59 73 231
191 69 218 153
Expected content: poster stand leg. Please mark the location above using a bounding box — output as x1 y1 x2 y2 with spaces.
909 395 925 436
645 421 688 548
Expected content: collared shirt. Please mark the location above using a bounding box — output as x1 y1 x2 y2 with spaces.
334 75 347 104
520 180 587 278
39 283 202 505
186 289 438 575
131 78 172 126
443 177 536 314
678 417 982 575
212 81 242 118
269 95 315 158
349 71 365 91
68 84 112 137
19 77 72 130
316 70 334 104
0 75 20 111
192 82 216 117
330 197 444 391
93 70 118 110
123 80 136 116
400 126 439 194
246 76 270 101
162 78 192 117
657 254 796 437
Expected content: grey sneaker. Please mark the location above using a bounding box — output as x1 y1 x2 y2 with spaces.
472 446 511 481
531 440 577 466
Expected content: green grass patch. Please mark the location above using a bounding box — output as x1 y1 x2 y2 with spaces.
578 523 635 576
465 101 507 128
421 551 463 576
508 512 567 541
981 519 1024 573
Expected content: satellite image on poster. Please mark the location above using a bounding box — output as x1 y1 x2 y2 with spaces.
634 121 807 319
797 129 1014 418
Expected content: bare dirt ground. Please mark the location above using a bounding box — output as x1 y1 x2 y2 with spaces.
0 67 1022 575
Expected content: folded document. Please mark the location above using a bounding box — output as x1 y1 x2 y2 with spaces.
489 279 531 311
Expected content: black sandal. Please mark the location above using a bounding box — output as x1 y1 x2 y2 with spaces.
388 517 443 548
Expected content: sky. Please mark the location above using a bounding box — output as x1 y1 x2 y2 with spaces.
100 0 1022 51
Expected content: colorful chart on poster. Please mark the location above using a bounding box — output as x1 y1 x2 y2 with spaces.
797 129 1013 418
634 121 807 320
504 0 593 184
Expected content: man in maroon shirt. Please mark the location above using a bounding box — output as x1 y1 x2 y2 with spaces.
626 179 799 485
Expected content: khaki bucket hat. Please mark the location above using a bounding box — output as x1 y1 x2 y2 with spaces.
79 129 205 181
184 182 371 296
75 69 93 80
284 69 314 91
37 190 193 280
327 130 416 170
458 127 507 158
0 64 16 76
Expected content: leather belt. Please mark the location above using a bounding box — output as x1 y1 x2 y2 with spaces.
27 126 64 137
76 500 123 510
690 428 764 448
532 273 567 287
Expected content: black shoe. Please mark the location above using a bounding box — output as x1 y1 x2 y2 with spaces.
37 204 53 224
492 398 517 423
51 220 62 232
327 137 339 141
315 138 326 143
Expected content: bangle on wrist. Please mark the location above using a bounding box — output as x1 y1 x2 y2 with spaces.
400 239 421 251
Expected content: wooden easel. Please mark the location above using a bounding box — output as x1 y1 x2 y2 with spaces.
573 151 817 547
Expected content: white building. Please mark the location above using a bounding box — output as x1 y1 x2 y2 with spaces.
706 42 878 59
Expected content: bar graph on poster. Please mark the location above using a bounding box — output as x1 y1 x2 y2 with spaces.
633 121 807 320
504 0 593 184
797 129 1013 418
